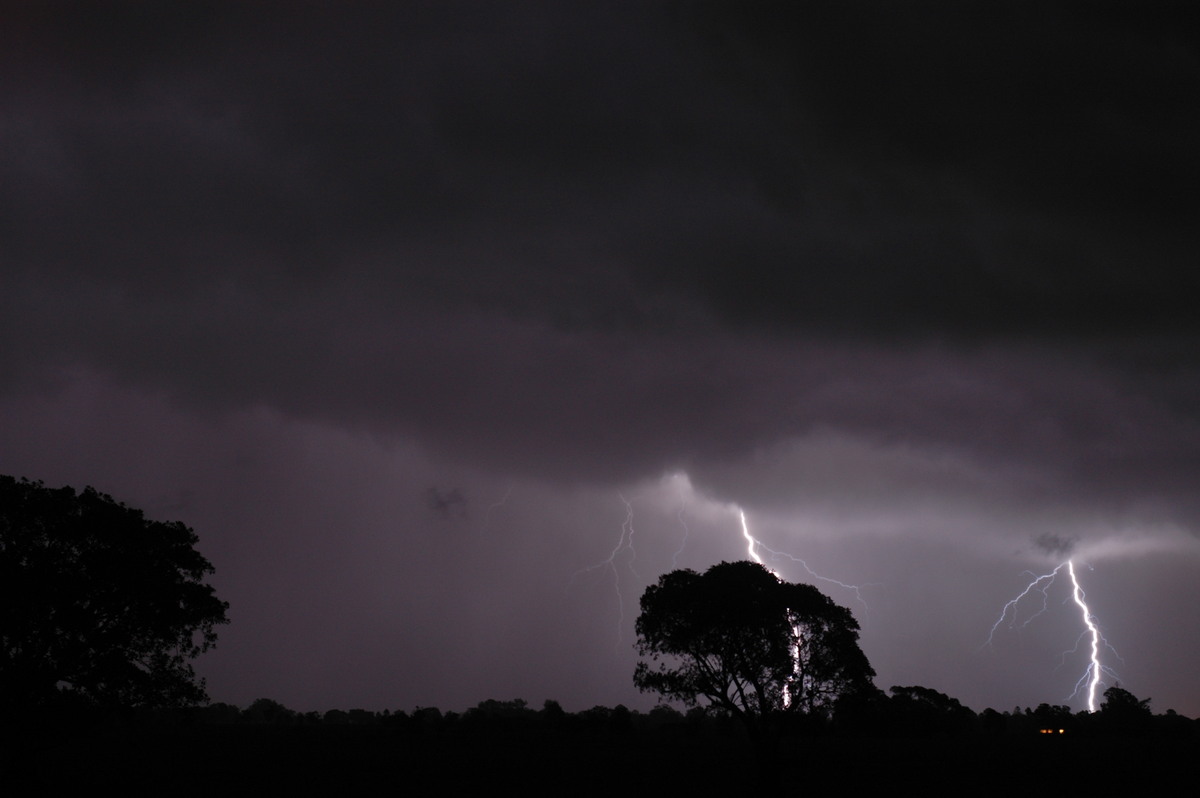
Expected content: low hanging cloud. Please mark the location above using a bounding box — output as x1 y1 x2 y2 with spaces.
424 487 468 522
1032 532 1078 559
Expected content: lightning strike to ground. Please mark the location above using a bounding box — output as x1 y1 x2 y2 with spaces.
1068 561 1107 712
984 559 1119 712
738 509 870 613
737 507 872 709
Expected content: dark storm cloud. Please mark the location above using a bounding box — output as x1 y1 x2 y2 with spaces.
2 3 1198 493
653 2 1200 335
7 4 1197 326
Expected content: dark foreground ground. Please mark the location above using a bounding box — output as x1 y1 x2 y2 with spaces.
4 716 1197 795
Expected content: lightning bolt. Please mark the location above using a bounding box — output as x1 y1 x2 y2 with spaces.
737 508 799 708
1067 560 1108 712
984 559 1120 712
570 481 870 666
738 509 870 613
737 507 875 711
984 563 1067 645
572 493 638 648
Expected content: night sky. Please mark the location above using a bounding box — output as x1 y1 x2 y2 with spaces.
3 3 1199 716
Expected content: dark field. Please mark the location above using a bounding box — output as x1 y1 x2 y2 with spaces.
5 712 1196 794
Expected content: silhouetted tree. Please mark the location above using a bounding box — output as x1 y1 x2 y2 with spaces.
323 708 351 724
0 475 229 709
646 703 684 727
633 561 875 742
888 685 977 735
1098 685 1153 734
199 701 242 724
243 697 297 724
1028 702 1074 734
979 707 1006 736
1100 686 1151 717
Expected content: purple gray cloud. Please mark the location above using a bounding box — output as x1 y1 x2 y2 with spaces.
2 3 1198 715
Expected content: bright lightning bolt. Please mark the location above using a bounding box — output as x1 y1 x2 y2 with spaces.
738 508 869 613
984 563 1067 646
1068 561 1104 712
740 509 768 568
737 508 873 710
984 559 1120 712
738 509 797 707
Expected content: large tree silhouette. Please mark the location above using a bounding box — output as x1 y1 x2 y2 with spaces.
0 475 229 709
633 561 874 739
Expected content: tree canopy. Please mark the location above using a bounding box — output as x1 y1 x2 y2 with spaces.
0 475 229 708
633 561 875 735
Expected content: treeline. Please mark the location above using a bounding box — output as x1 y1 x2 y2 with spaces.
121 685 1196 739
6 688 1198 793
838 684 1198 739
